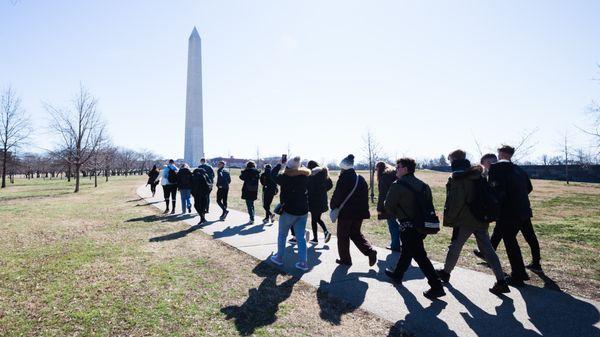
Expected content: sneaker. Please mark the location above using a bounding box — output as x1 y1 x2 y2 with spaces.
368 251 377 267
436 269 451 284
423 287 446 300
223 210 229 220
270 255 283 266
384 268 402 283
288 237 297 244
248 220 254 224
489 280 510 295
324 231 332 243
335 259 352 266
295 261 309 271
163 209 170 214
170 209 175 214
525 263 543 273
309 239 318 245
473 249 485 260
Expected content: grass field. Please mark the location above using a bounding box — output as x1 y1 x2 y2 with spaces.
222 168 600 300
0 176 401 336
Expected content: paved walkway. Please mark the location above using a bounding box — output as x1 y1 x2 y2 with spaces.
137 185 599 337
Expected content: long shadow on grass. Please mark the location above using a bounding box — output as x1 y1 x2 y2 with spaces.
149 221 218 242
221 260 300 336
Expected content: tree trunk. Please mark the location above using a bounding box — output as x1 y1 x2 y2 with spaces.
74 163 81 193
67 164 72 182
1 147 7 188
94 170 98 187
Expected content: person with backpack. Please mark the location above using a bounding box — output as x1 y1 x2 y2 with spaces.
147 165 161 197
435 150 509 295
306 160 333 245
192 166 211 224
330 154 377 267
240 161 260 223
198 158 215 213
269 156 311 271
177 163 194 214
216 160 231 220
260 164 278 224
376 161 401 252
161 159 178 214
383 157 445 300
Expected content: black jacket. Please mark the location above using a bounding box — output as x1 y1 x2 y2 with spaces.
191 168 211 196
240 168 260 200
199 164 215 184
147 169 160 185
271 164 310 216
307 167 333 214
376 170 397 219
330 169 370 220
260 168 279 196
176 168 193 190
488 161 533 221
216 168 231 189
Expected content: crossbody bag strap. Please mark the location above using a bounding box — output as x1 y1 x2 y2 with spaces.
339 175 359 212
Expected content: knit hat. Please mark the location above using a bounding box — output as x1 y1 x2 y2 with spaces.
340 154 354 170
286 156 301 169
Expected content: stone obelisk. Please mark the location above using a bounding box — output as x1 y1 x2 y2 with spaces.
184 27 204 166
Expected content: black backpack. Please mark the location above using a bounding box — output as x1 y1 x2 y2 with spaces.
397 180 440 235
192 169 212 194
167 168 178 184
469 177 500 223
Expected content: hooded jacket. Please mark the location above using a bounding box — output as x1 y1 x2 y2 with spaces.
240 167 261 200
443 159 488 230
384 173 432 223
271 163 310 216
307 167 333 214
330 169 370 220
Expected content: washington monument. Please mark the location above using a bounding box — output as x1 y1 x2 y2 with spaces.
184 27 204 166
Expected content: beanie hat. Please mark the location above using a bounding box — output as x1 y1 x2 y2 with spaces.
286 156 301 169
340 154 355 170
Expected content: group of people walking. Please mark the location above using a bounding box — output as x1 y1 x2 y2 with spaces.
147 144 541 300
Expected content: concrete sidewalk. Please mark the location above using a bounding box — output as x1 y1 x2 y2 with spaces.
137 185 599 337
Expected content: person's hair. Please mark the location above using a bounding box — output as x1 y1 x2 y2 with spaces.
200 158 206 163
264 164 272 170
168 159 175 164
448 149 467 162
307 160 319 169
375 161 395 178
497 145 515 157
246 161 256 169
396 157 416 174
480 153 498 164
218 160 225 166
151 164 157 170
181 163 189 169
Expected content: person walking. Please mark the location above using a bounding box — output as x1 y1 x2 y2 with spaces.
384 158 445 299
306 160 333 245
216 160 231 220
198 158 215 213
192 166 211 224
177 163 193 214
435 150 510 295
331 154 377 267
161 159 178 214
147 164 160 197
240 161 260 223
260 164 278 224
269 156 311 271
376 161 401 252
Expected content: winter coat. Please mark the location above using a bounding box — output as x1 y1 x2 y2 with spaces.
307 167 333 214
161 164 178 186
271 164 310 216
488 161 533 221
240 167 261 200
376 170 397 220
177 168 193 190
147 169 160 185
216 168 231 189
191 168 211 213
384 173 433 222
330 169 370 220
443 160 488 230
199 164 215 184
260 168 279 196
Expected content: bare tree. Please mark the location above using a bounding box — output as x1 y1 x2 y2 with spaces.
512 128 539 163
561 131 571 184
46 85 106 192
1 86 32 188
362 129 382 203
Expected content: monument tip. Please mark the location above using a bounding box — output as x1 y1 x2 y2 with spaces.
190 27 200 39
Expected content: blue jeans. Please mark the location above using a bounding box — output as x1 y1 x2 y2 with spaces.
180 189 191 212
245 199 255 221
387 218 401 250
277 212 308 263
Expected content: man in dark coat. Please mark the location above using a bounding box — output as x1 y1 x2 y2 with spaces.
240 161 260 223
330 154 377 267
260 164 278 224
199 158 215 213
191 167 211 224
216 161 231 220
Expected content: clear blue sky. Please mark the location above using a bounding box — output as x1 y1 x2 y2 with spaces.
1 0 599 164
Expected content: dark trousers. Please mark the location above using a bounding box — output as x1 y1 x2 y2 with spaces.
311 211 328 240
162 184 177 210
337 218 374 263
217 188 228 213
393 227 441 287
263 191 276 217
491 218 541 265
496 219 528 279
205 190 211 213
193 192 209 217
150 182 158 195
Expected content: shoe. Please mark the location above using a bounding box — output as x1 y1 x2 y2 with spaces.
489 280 510 295
223 210 229 220
188 206 192 213
270 214 276 223
288 237 297 244
309 239 318 245
368 251 377 267
324 231 332 243
384 268 402 283
170 209 175 214
248 220 254 224
526 263 543 273
423 286 446 300
270 255 283 266
295 261 309 271
506 276 526 287
198 218 207 225
163 209 169 214
436 269 451 284
335 259 352 266
473 249 485 260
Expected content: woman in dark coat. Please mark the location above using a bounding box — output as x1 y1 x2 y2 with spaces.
191 167 211 224
376 161 401 252
260 164 278 224
306 160 333 244
147 165 161 197
240 161 260 223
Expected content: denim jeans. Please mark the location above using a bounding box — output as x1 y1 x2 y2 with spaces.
387 218 401 250
179 189 191 212
277 212 308 263
245 199 255 221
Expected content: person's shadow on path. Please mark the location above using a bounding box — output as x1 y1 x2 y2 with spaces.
148 221 218 242
220 260 300 336
212 222 267 239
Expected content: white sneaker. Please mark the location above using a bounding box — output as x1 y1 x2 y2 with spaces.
295 261 309 271
270 255 283 266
